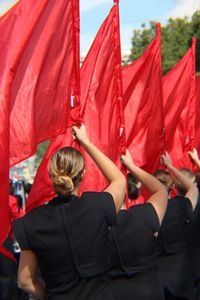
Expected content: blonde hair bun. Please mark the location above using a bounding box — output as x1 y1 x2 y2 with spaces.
52 175 74 195
49 147 85 196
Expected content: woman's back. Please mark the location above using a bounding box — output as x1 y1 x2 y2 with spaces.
109 203 165 300
156 196 192 255
110 203 159 275
14 192 116 299
156 197 195 300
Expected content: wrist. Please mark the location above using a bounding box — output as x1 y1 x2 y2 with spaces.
80 139 92 148
165 164 174 171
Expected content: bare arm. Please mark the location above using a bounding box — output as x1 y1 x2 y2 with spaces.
18 250 45 299
188 148 200 170
161 152 198 210
72 125 126 213
121 150 168 225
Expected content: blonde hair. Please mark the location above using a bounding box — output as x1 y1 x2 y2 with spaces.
153 169 173 193
49 147 85 196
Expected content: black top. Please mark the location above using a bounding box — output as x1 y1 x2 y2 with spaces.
186 196 200 243
13 192 116 299
156 196 193 255
109 203 160 276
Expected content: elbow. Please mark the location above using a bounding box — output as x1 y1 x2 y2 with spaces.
18 281 27 290
18 277 32 291
18 279 28 290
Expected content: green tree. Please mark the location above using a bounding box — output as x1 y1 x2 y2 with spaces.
129 11 200 75
190 10 200 73
130 22 155 61
35 140 50 166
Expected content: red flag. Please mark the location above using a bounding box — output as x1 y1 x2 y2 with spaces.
123 23 165 173
79 2 125 193
27 3 125 211
9 0 80 166
0 0 79 256
195 75 200 153
163 38 196 169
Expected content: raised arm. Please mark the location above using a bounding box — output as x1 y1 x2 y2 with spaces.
72 125 126 213
161 152 198 210
121 150 168 225
188 148 200 170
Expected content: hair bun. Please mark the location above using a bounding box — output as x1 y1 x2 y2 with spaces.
53 175 74 195
49 147 85 196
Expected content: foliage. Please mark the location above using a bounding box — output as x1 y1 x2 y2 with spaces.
129 10 200 75
35 140 50 166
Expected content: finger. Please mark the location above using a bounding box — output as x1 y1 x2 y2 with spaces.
72 125 78 132
71 128 77 139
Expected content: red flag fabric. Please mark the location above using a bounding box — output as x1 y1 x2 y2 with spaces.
123 23 165 174
9 0 80 166
163 38 196 169
27 3 125 211
195 75 200 153
27 128 74 212
0 0 79 256
79 2 125 193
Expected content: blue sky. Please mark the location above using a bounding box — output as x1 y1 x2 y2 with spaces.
0 0 200 55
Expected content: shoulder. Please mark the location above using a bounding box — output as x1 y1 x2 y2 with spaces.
80 192 116 225
129 202 157 215
80 191 114 205
132 203 160 233
170 196 193 218
171 196 192 209
15 202 52 230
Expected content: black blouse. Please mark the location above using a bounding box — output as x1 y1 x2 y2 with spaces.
156 196 193 255
13 192 116 297
109 203 160 276
186 196 200 243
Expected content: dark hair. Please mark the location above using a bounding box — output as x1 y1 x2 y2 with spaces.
49 147 85 196
15 194 23 211
153 169 173 193
127 173 140 200
25 183 32 195
9 179 15 195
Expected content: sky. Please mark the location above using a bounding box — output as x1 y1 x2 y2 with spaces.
0 0 200 55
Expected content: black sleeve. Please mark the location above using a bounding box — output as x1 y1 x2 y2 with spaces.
13 218 30 250
144 203 160 233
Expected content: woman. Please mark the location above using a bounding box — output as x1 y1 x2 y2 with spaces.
109 150 168 300
13 125 126 300
155 152 198 300
186 149 200 299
